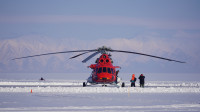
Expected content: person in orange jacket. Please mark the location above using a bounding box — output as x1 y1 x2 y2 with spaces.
130 74 137 87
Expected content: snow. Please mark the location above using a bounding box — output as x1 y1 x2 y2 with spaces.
1 104 200 112
0 92 200 112
0 80 200 112
0 80 200 93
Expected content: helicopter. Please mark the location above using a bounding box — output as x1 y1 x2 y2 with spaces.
12 46 185 87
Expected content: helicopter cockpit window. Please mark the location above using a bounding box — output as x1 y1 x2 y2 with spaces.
103 67 107 73
107 68 111 74
96 68 98 73
98 67 102 73
111 68 114 74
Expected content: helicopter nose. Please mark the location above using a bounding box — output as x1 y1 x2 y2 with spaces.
100 77 109 80
102 77 107 80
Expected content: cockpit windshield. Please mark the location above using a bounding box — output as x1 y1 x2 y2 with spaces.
103 67 107 72
97 67 114 74
107 68 111 73
98 67 102 73
111 68 114 74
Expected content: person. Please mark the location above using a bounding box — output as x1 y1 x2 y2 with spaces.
40 77 45 81
130 74 137 87
138 74 145 88
115 70 119 83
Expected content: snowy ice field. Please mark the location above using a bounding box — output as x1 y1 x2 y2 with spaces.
0 73 200 112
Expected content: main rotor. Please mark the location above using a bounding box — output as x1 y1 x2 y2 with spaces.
12 46 186 63
97 46 112 54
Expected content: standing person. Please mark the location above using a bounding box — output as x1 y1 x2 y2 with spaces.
130 74 136 87
139 74 145 88
40 77 45 81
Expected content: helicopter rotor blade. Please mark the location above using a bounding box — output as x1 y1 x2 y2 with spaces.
69 51 91 59
12 50 97 60
111 50 186 63
12 46 185 63
82 51 100 63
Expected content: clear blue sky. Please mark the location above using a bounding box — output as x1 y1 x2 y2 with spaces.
1 0 199 40
0 0 200 73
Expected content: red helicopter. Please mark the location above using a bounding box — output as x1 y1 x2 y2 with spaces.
12 46 185 87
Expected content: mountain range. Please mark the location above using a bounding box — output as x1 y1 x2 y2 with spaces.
0 35 198 73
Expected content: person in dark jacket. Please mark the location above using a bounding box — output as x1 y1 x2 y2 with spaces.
40 77 45 81
138 74 145 88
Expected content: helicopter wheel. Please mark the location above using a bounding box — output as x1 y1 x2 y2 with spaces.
102 84 107 87
83 82 87 87
121 82 125 87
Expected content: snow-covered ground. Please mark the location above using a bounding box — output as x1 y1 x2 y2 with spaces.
0 80 200 93
0 80 200 112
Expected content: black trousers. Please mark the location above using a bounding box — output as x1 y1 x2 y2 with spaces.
131 82 135 87
140 84 144 88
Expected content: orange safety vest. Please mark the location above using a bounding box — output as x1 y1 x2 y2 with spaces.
131 74 135 80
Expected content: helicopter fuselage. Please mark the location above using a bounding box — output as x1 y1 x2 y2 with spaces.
87 54 121 85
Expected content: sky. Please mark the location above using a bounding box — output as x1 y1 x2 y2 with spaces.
0 0 200 73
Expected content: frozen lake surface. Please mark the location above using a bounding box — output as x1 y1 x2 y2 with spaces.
0 80 200 112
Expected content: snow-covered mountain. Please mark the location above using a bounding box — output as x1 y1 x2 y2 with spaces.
0 36 144 73
0 35 197 73
0 36 89 73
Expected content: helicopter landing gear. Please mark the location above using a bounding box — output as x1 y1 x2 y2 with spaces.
121 82 125 87
83 82 87 87
102 84 107 87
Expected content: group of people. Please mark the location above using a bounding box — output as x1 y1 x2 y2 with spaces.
130 74 145 87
